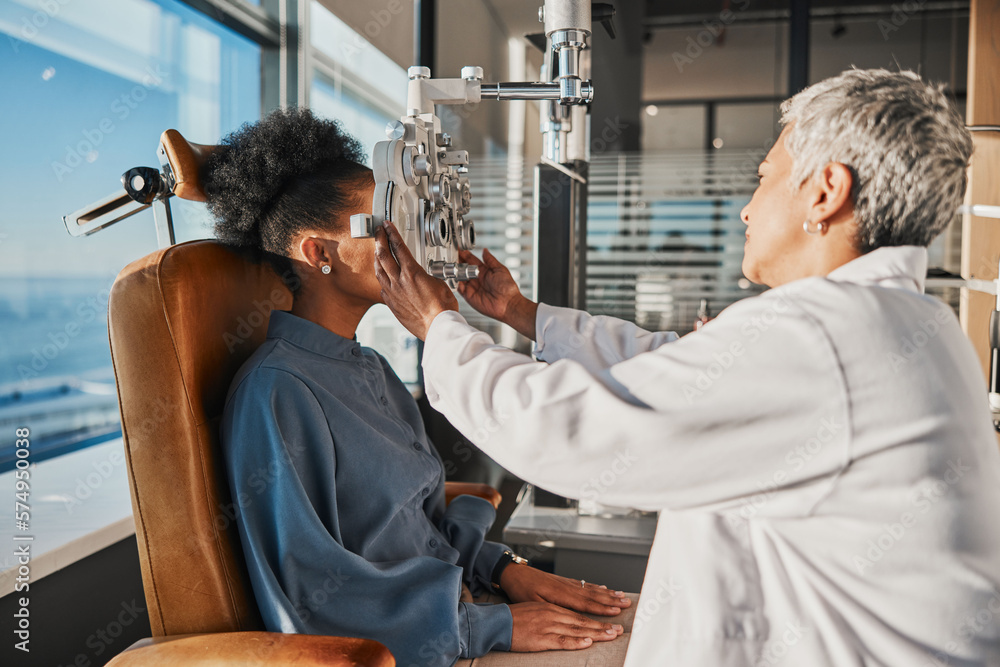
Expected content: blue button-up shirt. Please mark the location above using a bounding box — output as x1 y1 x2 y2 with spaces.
220 310 513 665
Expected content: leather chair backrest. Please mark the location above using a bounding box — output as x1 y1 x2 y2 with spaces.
108 240 293 636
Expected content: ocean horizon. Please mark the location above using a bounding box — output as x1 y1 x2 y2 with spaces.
0 276 118 390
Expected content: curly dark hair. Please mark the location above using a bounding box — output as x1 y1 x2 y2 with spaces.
201 107 372 283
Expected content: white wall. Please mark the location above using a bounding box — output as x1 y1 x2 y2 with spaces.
641 12 969 153
644 13 968 103
645 23 787 102
315 0 414 70
809 14 967 89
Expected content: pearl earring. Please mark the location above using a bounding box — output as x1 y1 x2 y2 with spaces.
321 265 331 274
802 220 828 235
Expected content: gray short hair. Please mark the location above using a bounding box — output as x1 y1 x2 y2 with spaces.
780 69 972 253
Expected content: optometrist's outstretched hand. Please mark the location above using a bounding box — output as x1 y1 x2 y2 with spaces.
454 248 539 340
373 220 541 341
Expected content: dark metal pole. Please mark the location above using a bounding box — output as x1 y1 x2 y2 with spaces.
413 0 436 388
534 162 589 310
788 0 809 96
705 101 716 151
414 0 436 71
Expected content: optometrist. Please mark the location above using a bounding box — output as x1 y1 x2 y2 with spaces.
373 69 1000 666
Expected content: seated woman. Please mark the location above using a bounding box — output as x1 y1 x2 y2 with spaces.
202 108 632 667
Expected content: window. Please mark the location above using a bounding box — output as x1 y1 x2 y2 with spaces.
0 0 261 468
308 0 407 152
308 0 419 383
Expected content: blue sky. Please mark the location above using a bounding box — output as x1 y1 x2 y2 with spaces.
0 0 260 279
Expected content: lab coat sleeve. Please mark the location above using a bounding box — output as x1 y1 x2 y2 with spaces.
533 302 679 372
222 368 512 665
421 287 851 514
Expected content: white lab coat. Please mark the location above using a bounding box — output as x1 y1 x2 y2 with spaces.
422 245 1000 666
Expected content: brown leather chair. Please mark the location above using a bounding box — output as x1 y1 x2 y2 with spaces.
104 130 500 666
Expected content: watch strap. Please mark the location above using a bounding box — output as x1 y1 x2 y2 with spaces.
490 550 527 591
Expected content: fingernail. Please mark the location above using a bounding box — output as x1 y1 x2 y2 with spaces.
600 585 607 589
614 625 623 633
615 591 625 596
605 628 615 635
582 638 592 645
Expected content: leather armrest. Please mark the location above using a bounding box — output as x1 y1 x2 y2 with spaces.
445 482 502 509
105 631 394 666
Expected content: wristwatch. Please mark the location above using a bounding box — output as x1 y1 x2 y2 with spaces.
490 550 529 592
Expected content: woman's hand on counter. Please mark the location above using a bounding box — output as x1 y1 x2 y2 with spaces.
501 562 631 616
508 601 624 652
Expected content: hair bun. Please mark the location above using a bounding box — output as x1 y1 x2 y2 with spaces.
201 107 366 249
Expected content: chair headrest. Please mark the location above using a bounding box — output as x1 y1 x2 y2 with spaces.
159 129 218 202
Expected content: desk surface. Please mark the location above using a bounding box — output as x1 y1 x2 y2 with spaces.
503 497 657 557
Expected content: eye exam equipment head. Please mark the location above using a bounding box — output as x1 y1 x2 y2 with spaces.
348 0 612 287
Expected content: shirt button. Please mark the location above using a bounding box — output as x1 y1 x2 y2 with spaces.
412 442 423 452
351 347 361 357
429 539 438 548
422 487 430 497
380 396 389 406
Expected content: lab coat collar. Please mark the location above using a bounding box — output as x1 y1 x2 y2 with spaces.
266 309 361 360
824 245 927 294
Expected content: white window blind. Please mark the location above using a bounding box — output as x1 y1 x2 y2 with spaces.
465 150 764 337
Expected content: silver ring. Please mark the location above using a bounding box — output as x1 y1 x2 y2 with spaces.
581 580 586 588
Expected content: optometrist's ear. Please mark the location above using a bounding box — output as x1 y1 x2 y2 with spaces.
298 235 339 271
807 162 854 226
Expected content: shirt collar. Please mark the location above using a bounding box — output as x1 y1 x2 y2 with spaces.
825 245 928 293
266 310 361 360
